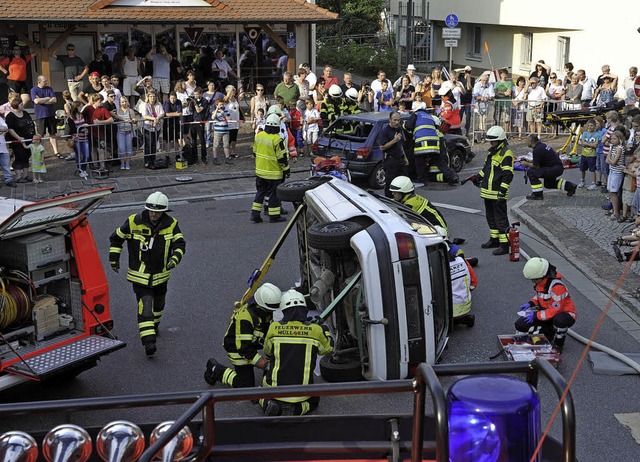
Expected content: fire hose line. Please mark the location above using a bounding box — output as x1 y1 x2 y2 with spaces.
0 279 32 330
567 328 640 374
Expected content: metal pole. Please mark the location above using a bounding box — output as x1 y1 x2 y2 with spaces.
449 46 452 77
406 0 413 67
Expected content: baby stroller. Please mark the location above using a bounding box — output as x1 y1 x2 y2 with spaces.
310 156 351 182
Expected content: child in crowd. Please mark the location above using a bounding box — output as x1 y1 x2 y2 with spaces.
397 101 410 115
25 135 46 183
224 85 241 158
577 118 601 190
413 92 427 111
276 97 290 123
288 101 303 156
622 152 639 222
211 98 231 165
254 107 266 134
600 111 622 192
606 130 627 221
376 80 394 112
302 98 320 157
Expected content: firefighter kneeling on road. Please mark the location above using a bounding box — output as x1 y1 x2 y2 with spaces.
515 257 576 353
204 283 282 388
251 113 290 223
471 126 514 256
109 192 186 357
261 290 334 416
389 176 448 232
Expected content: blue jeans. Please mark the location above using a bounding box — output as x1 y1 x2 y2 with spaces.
117 130 133 157
75 140 90 172
0 150 12 183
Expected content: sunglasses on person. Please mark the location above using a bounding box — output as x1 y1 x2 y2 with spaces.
256 88 264 92
67 48 75 51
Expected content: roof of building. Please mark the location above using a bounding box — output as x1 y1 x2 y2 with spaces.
0 0 339 23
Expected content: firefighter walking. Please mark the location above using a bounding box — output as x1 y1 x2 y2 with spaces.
515 257 576 353
472 126 514 256
251 113 290 223
109 191 186 357
203 283 282 388
261 290 334 416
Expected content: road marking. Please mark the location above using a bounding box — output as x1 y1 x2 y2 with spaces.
433 202 482 214
615 413 640 444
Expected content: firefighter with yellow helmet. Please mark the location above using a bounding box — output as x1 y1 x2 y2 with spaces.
260 290 334 416
515 257 577 353
109 191 186 357
204 282 282 388
251 113 290 223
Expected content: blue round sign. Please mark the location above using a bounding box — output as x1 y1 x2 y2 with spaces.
445 14 459 28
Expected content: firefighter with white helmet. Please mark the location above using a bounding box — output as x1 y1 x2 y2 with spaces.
320 84 348 126
471 125 514 256
109 192 186 357
436 82 462 135
260 290 334 416
515 258 577 353
204 282 283 388
389 176 448 232
343 87 362 115
251 113 290 223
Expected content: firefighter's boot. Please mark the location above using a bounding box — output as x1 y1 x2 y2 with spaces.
481 238 500 249
204 357 224 386
144 341 157 357
492 244 510 256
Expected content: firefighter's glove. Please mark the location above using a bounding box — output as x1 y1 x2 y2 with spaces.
254 356 268 370
284 169 291 179
497 188 508 201
519 302 533 311
523 310 536 325
167 257 178 270
110 260 119 273
472 175 481 187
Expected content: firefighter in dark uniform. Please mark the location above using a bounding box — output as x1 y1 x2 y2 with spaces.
389 175 448 232
251 113 290 223
519 134 577 200
261 290 334 416
320 85 348 126
378 111 409 197
404 107 459 185
472 126 514 256
203 283 282 388
515 257 576 353
343 87 362 115
109 191 186 357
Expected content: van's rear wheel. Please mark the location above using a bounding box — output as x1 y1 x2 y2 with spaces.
277 179 323 202
320 354 363 382
307 221 363 251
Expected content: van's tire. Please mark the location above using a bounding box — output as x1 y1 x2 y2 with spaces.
307 221 363 251
320 354 363 382
277 179 323 202
368 163 385 189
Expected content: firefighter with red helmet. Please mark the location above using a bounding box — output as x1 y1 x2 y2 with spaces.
260 290 334 416
515 257 577 353
204 282 282 388
109 191 186 357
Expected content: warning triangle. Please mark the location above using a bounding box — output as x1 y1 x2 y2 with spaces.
184 27 204 46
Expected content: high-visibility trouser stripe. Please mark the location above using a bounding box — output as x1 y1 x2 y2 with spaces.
490 228 499 239
228 353 252 366
109 247 122 254
557 179 566 190
139 321 156 339
152 309 163 324
531 183 543 191
267 206 282 216
221 368 236 387
252 202 263 212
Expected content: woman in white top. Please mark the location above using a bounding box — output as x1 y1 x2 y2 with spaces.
0 113 14 187
511 76 527 139
175 80 193 139
184 70 197 96
141 91 164 168
113 96 138 170
121 46 142 107
224 85 241 158
250 83 269 126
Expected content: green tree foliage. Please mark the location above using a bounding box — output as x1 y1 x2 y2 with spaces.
317 0 384 37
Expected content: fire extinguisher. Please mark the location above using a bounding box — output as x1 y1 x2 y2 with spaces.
508 222 520 262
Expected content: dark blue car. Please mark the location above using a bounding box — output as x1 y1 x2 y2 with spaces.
313 112 473 189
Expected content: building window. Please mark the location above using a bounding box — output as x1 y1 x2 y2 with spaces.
467 25 482 59
557 36 570 71
521 32 533 67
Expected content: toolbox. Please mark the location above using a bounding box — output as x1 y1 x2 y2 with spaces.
0 231 68 271
497 334 562 365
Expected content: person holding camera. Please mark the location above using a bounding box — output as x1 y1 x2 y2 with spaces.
146 43 172 102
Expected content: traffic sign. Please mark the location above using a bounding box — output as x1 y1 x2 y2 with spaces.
444 39 458 48
442 28 461 39
244 26 261 45
634 76 640 98
445 14 459 28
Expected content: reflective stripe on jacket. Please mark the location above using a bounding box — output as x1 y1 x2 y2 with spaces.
109 211 185 287
401 193 447 231
412 110 440 156
254 131 288 180
478 140 514 200
223 302 272 366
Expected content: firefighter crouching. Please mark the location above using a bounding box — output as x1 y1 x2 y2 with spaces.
204 283 282 388
251 113 290 223
389 176 448 232
472 126 514 256
515 258 576 353
109 192 186 357
261 290 334 416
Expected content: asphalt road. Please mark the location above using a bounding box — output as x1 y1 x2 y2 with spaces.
2 151 639 461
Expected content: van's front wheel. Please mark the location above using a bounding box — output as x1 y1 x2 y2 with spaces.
320 354 363 382
307 221 363 251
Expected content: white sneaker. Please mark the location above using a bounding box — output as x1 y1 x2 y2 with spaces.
79 171 88 179
577 180 585 188
587 183 598 190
